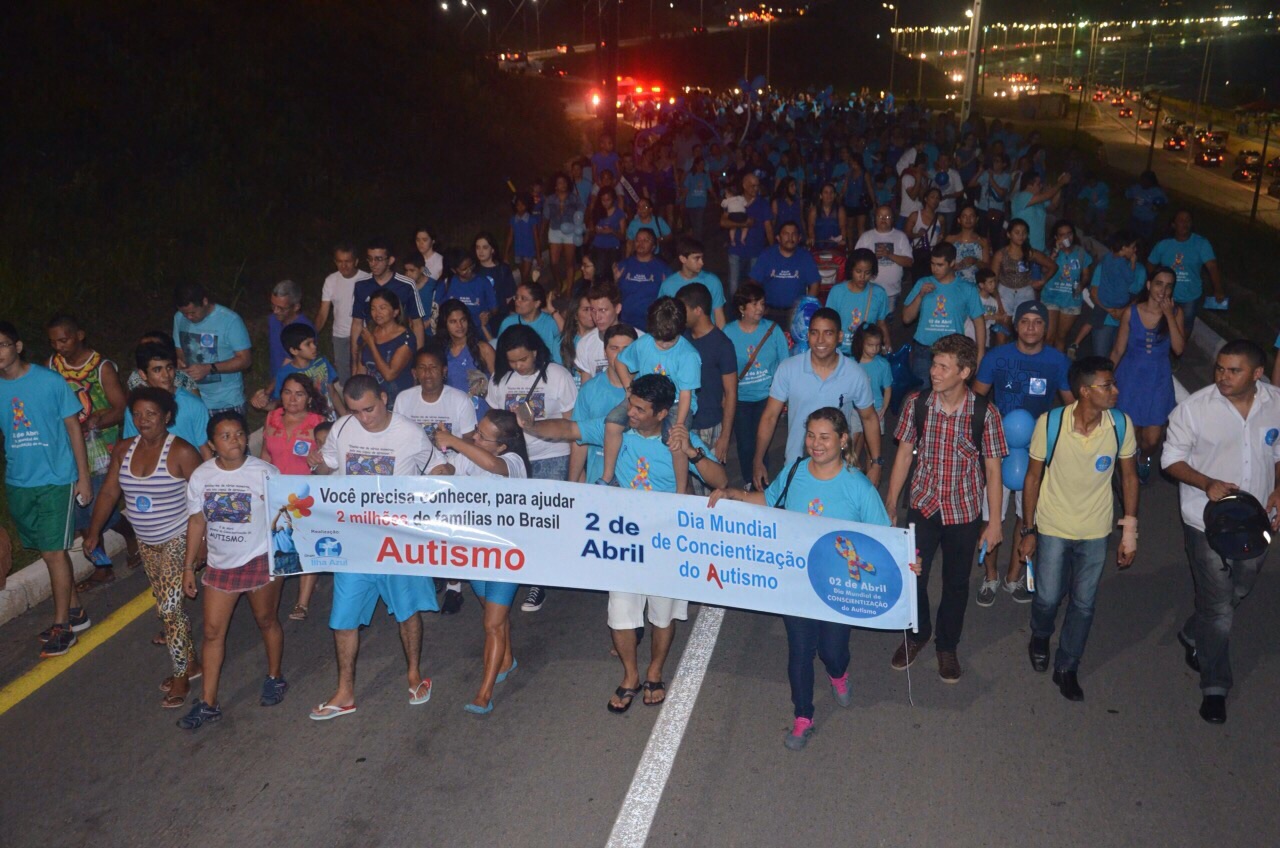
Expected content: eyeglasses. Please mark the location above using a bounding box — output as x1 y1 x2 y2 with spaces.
0 341 14 349
1082 382 1116 391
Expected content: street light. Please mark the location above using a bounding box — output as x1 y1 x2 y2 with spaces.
883 3 899 96
917 52 926 101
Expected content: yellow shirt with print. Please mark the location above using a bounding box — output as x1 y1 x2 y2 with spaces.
1028 402 1136 540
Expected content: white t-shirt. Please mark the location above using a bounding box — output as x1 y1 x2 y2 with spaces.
392 385 478 446
854 228 912 298
486 364 578 461
186 455 275 570
574 326 646 377
422 252 444 282
453 450 527 480
932 168 964 213
899 173 922 220
321 270 370 338
320 411 445 476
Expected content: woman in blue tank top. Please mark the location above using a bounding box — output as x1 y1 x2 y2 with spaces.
440 299 496 417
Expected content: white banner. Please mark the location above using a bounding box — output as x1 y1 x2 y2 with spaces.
268 475 917 630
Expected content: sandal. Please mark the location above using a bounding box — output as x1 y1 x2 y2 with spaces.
161 691 187 709
642 680 667 707
151 631 166 647
289 604 308 621
128 551 144 570
607 685 640 714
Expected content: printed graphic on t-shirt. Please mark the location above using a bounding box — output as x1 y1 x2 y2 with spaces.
808 498 824 517
418 420 454 440
179 331 223 384
345 450 395 476
932 295 948 319
11 398 32 431
204 491 251 523
503 390 546 419
629 456 653 491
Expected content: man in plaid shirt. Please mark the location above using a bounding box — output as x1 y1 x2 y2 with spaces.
885 334 1007 683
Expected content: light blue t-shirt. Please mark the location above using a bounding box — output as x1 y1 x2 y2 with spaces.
123 388 211 455
1042 247 1093 309
1079 181 1110 211
498 312 564 365
1094 255 1148 327
825 283 890 353
1 364 82 487
617 334 702 415
658 271 727 314
627 216 672 243
904 277 985 345
1149 234 1215 304
769 352 874 463
1125 185 1168 222
1010 190 1048 252
724 319 791 403
173 304 251 412
577 418 715 493
682 172 712 208
859 355 893 412
764 460 889 525
573 373 626 484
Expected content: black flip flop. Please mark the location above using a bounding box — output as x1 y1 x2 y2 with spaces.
607 686 640 714
642 680 666 706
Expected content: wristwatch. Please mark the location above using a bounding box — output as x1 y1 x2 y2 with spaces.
870 456 885 466
209 361 219 374
688 447 706 464
1020 525 1037 538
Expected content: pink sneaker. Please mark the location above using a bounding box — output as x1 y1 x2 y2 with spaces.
828 673 852 708
784 716 814 751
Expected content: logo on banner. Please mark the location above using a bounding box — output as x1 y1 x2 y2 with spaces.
315 537 343 558
806 531 902 618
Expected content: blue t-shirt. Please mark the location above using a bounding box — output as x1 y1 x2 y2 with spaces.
268 313 316 385
1094 255 1148 327
749 245 822 308
859 355 893 412
904 277 985 345
1010 190 1048 252
576 419 716 492
686 328 738 430
498 312 563 365
764 460 889 525
123 388 210 455
618 334 702 415
825 283 890 353
615 256 668 329
683 172 712 208
730 196 774 259
658 271 727 314
592 208 627 250
1042 247 1093 309
173 303 252 412
1 364 82 487
724 319 791 403
435 275 498 326
1149 234 1215 304
272 357 339 401
769 352 874 463
975 171 1011 211
1079 182 1110 211
573 373 626 484
627 216 672 243
974 343 1070 418
352 275 424 324
511 213 537 259
1125 185 1168 222
591 151 619 182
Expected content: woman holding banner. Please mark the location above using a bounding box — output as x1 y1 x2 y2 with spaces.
433 410 531 714
709 407 903 752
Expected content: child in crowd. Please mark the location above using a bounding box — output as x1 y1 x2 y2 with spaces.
851 325 892 463
400 253 437 327
506 193 540 288
250 324 344 419
970 267 1010 349
721 180 749 247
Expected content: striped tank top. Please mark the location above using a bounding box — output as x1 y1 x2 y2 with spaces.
119 434 188 544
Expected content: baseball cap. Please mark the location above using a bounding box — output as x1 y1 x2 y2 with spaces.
1015 301 1049 326
1202 491 1273 562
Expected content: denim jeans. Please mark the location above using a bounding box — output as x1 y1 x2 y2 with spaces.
727 253 755 299
733 399 768 488
1090 323 1118 359
908 342 933 389
1177 297 1199 340
530 454 570 481
1180 526 1267 696
909 509 982 652
783 615 852 719
331 335 352 387
1029 534 1109 672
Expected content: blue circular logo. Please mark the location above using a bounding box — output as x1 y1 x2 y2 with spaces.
1266 428 1278 446
806 531 903 619
292 439 310 456
314 537 342 557
135 495 152 513
1095 456 1112 472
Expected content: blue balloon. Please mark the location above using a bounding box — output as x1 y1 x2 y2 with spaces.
1002 409 1037 450
1002 448 1030 492
295 482 310 500
789 296 822 354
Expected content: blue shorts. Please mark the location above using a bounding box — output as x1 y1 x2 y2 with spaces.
329 572 439 630
471 580 520 607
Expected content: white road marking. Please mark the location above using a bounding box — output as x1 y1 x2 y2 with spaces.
607 605 725 848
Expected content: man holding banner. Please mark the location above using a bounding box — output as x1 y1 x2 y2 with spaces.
307 375 452 721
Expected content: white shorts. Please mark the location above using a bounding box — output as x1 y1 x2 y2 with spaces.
548 229 576 245
608 592 689 630
981 484 1024 522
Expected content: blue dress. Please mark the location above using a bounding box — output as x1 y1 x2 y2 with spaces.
1115 305 1175 427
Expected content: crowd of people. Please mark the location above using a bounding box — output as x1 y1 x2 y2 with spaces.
1 90 1275 748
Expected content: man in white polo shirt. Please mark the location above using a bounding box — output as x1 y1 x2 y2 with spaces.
315 242 370 387
1163 340 1280 725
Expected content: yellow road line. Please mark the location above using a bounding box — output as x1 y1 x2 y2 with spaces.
0 588 155 718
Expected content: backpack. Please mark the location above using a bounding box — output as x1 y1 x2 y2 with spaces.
1042 406 1128 471
901 389 990 506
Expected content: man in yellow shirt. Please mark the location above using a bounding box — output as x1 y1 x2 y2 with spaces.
1019 356 1139 701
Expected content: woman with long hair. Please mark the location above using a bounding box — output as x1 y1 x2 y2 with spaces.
807 182 847 250
588 189 627 273
906 187 945 282
771 176 803 235
438 298 496 418
474 231 518 336
543 172 584 294
354 289 415 406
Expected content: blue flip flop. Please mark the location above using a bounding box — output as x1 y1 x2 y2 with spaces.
463 700 494 715
496 658 519 684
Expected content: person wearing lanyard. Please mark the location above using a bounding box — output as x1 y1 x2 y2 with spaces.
1162 340 1280 725
710 407 909 750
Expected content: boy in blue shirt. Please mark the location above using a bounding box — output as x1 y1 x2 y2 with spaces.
249 323 344 418
572 324 637 484
902 242 986 385
600 297 702 486
658 237 727 328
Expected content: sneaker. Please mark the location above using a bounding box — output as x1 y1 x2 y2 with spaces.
177 700 222 730
440 588 464 615
38 607 90 641
1137 456 1152 484
39 624 77 658
890 638 927 670
259 675 289 707
829 674 852 708
937 650 962 683
784 717 815 751
521 586 546 612
1004 578 1033 604
976 579 999 607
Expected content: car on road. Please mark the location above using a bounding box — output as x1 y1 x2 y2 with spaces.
540 62 568 78
1232 166 1261 183
1163 135 1187 151
1137 117 1155 131
1110 96 1125 107
1093 90 1106 102
1268 157 1280 176
1195 146 1227 167
691 25 707 35
1118 107 1133 118
1066 82 1083 92
555 42 574 55
1236 150 1262 167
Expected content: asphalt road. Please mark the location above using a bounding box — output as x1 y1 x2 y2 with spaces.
1 352 1277 848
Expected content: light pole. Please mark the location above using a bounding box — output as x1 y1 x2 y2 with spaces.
917 52 926 102
883 3 898 96
531 0 541 49
961 2 981 121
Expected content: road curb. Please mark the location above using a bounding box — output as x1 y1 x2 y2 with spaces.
0 532 128 628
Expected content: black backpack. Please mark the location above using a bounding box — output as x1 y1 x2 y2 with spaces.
900 389 990 507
